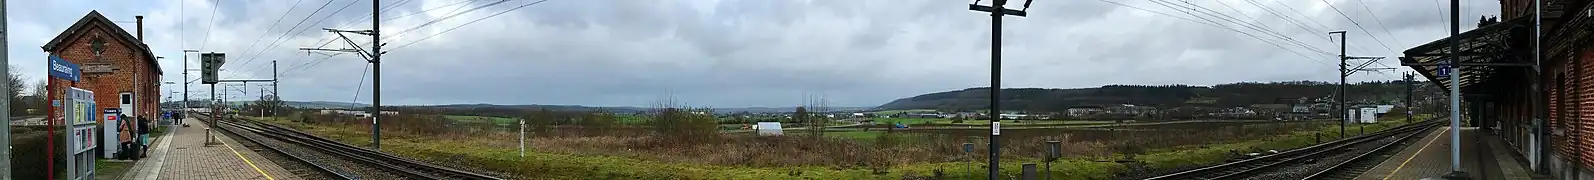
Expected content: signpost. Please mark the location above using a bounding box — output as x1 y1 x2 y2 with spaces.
45 55 82 180
49 55 80 81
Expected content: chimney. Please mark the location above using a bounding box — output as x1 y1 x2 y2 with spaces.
135 15 144 41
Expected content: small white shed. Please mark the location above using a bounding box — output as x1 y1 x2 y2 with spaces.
755 122 783 136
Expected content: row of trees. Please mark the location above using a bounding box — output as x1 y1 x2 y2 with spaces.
892 80 1438 114
7 66 49 116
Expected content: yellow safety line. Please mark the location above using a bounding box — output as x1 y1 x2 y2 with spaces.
1383 127 1448 180
219 135 278 180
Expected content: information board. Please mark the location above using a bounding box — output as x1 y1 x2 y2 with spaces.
65 87 96 180
73 126 96 153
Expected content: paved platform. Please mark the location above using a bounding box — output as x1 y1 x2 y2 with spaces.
1356 126 1534 180
120 118 301 180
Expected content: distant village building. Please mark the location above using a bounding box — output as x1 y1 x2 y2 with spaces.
1066 105 1104 117
1105 104 1158 116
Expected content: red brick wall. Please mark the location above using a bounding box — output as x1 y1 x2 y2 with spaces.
1579 47 1594 169
45 22 159 126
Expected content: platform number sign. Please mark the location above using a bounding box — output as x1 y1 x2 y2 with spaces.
1437 64 1452 76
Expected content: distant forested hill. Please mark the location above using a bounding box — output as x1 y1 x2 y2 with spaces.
876 81 1436 112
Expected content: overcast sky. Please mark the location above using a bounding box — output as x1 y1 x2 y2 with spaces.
8 0 1502 107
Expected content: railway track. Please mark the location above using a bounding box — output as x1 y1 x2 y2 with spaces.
201 113 503 180
1143 119 1443 180
199 114 352 180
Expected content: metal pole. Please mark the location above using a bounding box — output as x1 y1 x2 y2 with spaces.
1407 72 1414 124
1445 0 1465 176
371 0 383 151
1336 31 1347 139
183 51 190 124
1532 0 1550 174
272 60 278 117
210 84 217 143
0 0 11 177
987 0 1006 178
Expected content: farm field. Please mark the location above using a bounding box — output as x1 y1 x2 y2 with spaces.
870 117 1116 126
262 112 1431 179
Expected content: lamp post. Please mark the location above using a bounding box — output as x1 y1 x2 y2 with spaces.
968 0 1031 178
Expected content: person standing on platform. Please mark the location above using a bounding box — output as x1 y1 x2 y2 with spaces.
137 116 151 158
117 114 136 160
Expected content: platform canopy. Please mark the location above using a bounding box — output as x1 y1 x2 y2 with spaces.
1401 17 1531 93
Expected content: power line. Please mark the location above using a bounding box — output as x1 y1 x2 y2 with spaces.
200 0 221 50
1353 0 1406 47
1432 0 1447 27
1158 0 1331 55
1268 0 1335 33
235 0 308 67
1235 0 1334 43
1318 0 1399 54
280 54 343 78
312 0 477 55
222 0 363 80
1094 0 1331 65
390 0 551 51
231 0 337 74
384 0 513 41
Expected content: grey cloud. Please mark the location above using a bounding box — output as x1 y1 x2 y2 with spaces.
6 0 1509 108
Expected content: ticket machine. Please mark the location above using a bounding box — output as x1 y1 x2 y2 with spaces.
101 108 120 159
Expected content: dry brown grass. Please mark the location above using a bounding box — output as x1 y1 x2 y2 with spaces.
291 112 1334 169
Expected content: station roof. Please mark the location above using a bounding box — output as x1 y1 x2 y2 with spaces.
1401 17 1531 93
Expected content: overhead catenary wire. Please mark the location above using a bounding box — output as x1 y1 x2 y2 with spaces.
284 0 519 82
1238 0 1330 42
383 0 513 42
234 0 308 68
1260 0 1378 54
1317 0 1399 54
1353 0 1406 47
1155 0 1332 55
200 0 221 50
230 0 339 75
1093 0 1331 66
221 0 364 80
390 0 553 51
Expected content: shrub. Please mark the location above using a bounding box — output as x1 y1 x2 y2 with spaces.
649 107 719 143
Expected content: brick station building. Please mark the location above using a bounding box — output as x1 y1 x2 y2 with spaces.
1400 0 1593 178
41 11 162 125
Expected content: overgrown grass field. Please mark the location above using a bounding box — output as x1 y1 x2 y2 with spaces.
262 111 1433 179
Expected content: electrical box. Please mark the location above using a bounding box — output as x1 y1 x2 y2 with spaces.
201 53 225 84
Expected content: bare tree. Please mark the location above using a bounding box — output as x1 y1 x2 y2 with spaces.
801 92 831 138
7 66 25 116
30 79 46 115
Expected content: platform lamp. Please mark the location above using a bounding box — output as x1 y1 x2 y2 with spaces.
1045 140 1061 180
